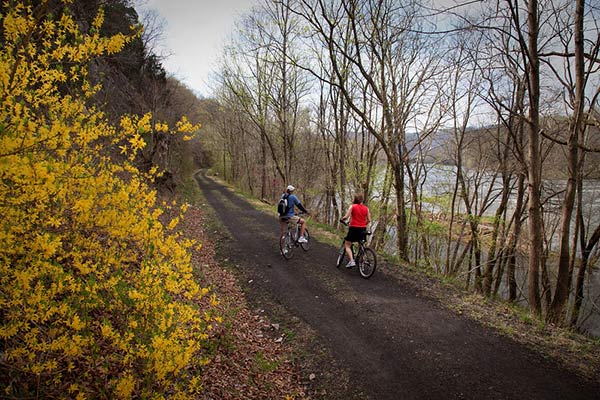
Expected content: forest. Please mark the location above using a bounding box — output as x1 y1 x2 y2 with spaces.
1 0 599 398
201 0 600 334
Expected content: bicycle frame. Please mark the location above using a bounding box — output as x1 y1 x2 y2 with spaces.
287 220 301 241
342 239 367 264
354 240 367 260
279 214 310 259
336 221 377 279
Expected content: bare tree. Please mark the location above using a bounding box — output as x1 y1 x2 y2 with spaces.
545 0 600 324
291 0 447 261
218 1 312 196
472 10 530 299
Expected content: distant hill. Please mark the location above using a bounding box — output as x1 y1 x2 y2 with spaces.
422 119 600 180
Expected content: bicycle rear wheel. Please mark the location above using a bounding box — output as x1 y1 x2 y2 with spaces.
335 243 346 268
358 247 377 279
300 228 310 251
280 233 293 259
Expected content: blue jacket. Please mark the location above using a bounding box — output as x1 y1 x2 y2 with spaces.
283 193 307 217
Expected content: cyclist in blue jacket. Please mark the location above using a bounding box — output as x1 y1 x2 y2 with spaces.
279 185 309 242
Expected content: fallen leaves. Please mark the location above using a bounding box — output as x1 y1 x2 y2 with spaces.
181 205 307 399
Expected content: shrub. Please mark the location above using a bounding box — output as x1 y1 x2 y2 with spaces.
0 2 215 398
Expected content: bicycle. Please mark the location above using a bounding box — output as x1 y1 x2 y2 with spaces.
279 213 310 259
336 221 377 279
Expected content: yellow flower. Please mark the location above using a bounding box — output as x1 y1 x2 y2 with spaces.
70 314 85 331
115 373 136 399
106 34 126 54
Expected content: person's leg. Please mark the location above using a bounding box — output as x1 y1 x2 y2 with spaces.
297 217 309 243
345 228 356 267
290 216 306 242
280 219 288 236
344 240 353 261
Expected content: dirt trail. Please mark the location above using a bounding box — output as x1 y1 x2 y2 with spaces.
196 172 600 400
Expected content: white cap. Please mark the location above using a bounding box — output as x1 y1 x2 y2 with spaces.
286 185 295 192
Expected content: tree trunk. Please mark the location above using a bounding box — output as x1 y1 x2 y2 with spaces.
261 134 267 200
548 0 585 325
484 121 513 296
484 172 511 296
525 0 542 316
372 162 393 252
570 223 600 326
393 155 409 262
508 174 526 302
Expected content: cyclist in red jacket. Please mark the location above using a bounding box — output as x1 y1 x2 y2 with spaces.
340 193 371 268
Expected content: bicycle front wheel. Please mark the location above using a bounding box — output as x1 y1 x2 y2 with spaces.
300 228 310 251
358 247 377 279
280 233 293 259
335 243 346 268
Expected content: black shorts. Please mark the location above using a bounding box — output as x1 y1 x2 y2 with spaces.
345 227 366 242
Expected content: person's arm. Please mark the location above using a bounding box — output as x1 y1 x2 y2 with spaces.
297 201 308 214
292 195 308 214
340 205 352 222
367 208 371 224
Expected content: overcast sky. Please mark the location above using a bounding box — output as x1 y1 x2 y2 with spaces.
135 0 259 98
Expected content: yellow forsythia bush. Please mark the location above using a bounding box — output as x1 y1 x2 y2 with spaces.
0 2 215 398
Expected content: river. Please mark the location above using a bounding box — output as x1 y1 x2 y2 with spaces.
379 163 600 337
